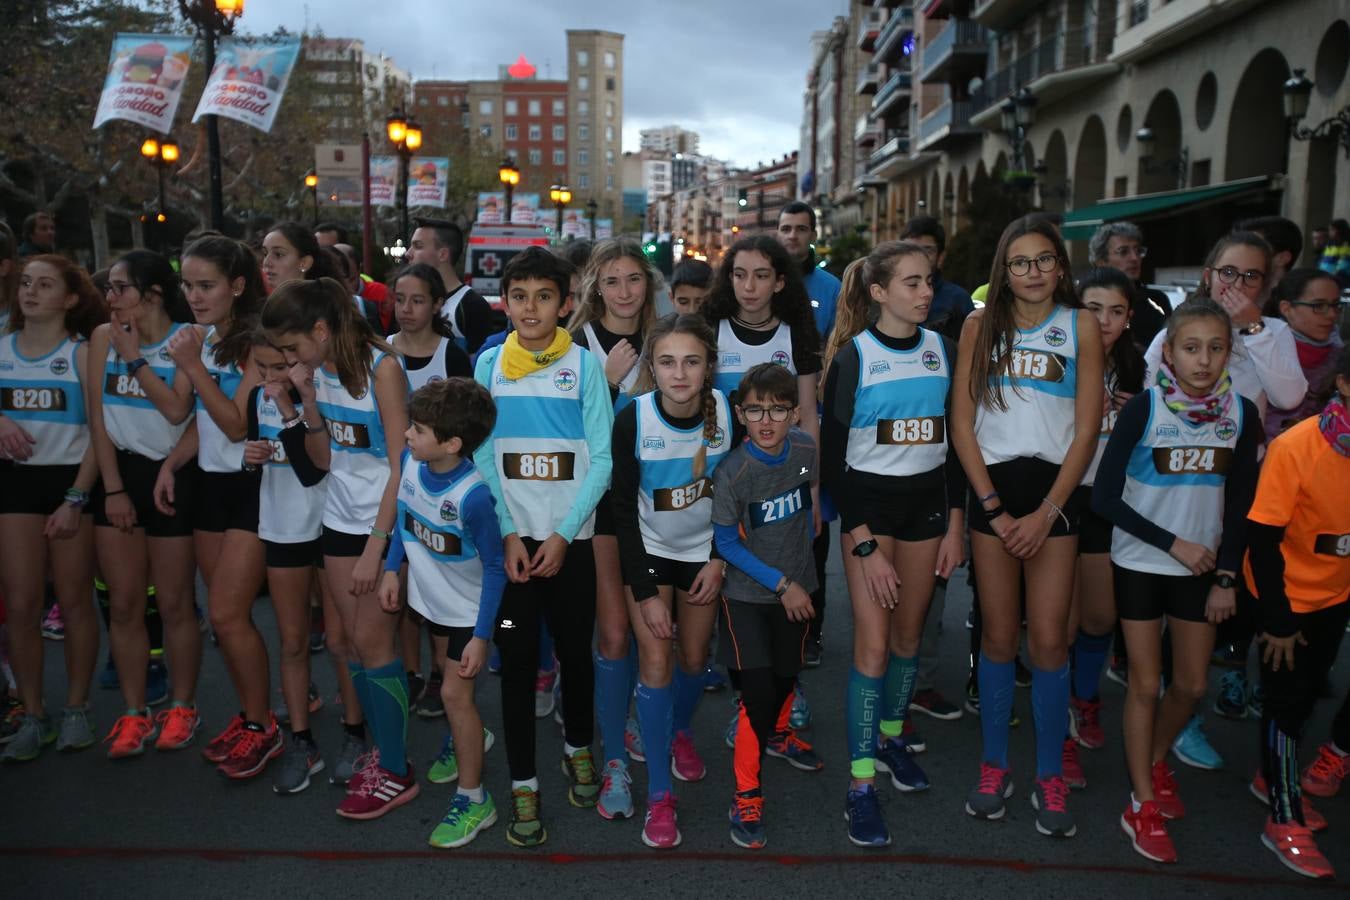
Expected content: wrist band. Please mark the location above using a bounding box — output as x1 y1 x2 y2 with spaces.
282 415 303 430
983 504 1006 523
370 526 389 540
64 488 90 507
1042 497 1071 531
978 490 1000 505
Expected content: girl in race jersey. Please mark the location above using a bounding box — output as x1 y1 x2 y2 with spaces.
260 222 338 295
390 264 472 391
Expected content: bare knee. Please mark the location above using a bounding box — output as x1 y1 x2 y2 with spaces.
1169 677 1207 706
1128 671 1162 703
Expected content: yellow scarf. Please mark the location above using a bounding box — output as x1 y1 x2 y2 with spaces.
500 327 573 381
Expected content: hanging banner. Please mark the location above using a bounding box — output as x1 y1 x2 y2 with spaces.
596 218 614 239
561 208 586 239
476 192 507 224
92 33 194 134
314 143 363 207
370 156 398 207
407 157 450 208
511 193 540 226
192 37 301 133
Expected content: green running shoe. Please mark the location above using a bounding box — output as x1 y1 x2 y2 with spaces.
428 791 497 848
427 727 495 784
562 747 600 808
506 785 547 848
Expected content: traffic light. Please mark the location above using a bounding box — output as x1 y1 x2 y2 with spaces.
644 242 657 255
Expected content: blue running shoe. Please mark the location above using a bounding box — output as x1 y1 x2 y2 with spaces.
728 788 766 849
1247 684 1264 719
1171 715 1223 770
145 660 169 707
703 664 727 693
789 682 811 730
1214 671 1248 720
845 784 891 848
596 758 634 820
97 656 119 690
766 730 824 771
875 736 930 792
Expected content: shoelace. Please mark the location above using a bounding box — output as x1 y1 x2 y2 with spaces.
976 763 1006 794
227 727 267 758
1136 803 1169 837
1153 766 1178 797
435 735 455 764
569 750 596 784
601 762 629 791
852 788 883 819
512 789 539 821
1039 776 1070 812
733 794 763 823
1079 700 1101 730
104 715 150 746
775 731 812 753
1308 749 1350 780
1219 673 1246 706
155 706 193 733
441 794 472 824
210 719 244 748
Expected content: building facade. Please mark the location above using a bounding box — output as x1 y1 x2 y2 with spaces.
303 38 412 141
640 126 701 155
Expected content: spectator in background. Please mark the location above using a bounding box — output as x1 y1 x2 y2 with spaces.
17 212 55 259
777 200 841 340
1319 218 1350 286
899 215 974 340
0 221 17 332
407 218 500 353
669 258 714 314
1089 221 1172 349
1311 224 1328 256
314 222 346 248
1261 268 1344 438
326 246 386 335
333 242 391 332
1237 216 1303 287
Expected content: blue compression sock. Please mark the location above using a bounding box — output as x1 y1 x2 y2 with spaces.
1032 662 1071 779
672 665 704 735
365 659 410 776
635 681 674 799
1072 630 1112 702
626 636 639 699
880 653 918 737
594 651 629 764
847 668 883 779
978 653 1015 769
348 661 373 729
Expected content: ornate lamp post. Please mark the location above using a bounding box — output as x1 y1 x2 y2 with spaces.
1283 67 1350 159
498 159 520 224
999 86 1038 174
549 183 571 238
387 107 422 243
304 170 319 229
141 137 179 248
586 197 598 241
177 0 243 230
1135 127 1189 190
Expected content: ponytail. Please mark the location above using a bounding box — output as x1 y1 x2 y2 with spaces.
261 276 397 397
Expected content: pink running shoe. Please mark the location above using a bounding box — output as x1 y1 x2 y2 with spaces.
670 730 706 782
641 792 681 849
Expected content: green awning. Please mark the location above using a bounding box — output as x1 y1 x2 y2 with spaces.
1061 175 1274 241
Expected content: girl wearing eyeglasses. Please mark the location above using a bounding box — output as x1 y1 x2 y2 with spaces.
87 250 201 759
1262 268 1343 438
950 216 1103 838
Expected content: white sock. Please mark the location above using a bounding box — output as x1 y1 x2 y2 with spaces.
1130 793 1142 813
563 741 588 758
458 784 485 803
1331 743 1349 758
511 777 539 792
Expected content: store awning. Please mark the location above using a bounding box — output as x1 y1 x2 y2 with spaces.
1061 175 1276 241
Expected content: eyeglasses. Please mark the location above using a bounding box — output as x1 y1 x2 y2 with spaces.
1212 266 1265 288
1110 244 1148 259
739 404 793 422
1005 253 1059 276
1289 300 1341 316
105 281 135 296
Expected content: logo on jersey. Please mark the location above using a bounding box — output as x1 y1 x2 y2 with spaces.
708 427 725 449
439 498 458 522
158 347 173 361
0 360 12 371
49 357 70 375
1156 424 1179 438
427 375 445 385
770 350 790 367
401 478 416 494
642 436 666 450
1214 418 1237 441
496 374 511 385
1044 326 1067 347
721 352 741 367
553 368 577 392
921 350 941 371
868 360 892 376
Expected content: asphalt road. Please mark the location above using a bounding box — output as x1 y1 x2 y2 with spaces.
6 535 1350 899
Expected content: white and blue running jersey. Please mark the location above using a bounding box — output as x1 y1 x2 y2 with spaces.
975 304 1079 466
634 389 732 562
197 326 246 473
1082 370 1119 487
396 334 450 393
581 322 641 397
315 352 390 534
1111 386 1244 576
396 450 488 627
0 333 87 466
102 322 193 460
845 327 950 477
255 388 326 544
486 343 595 541
715 319 796 399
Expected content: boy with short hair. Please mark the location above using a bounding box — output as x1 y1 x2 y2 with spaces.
472 246 614 847
378 377 505 848
670 258 714 314
712 363 821 850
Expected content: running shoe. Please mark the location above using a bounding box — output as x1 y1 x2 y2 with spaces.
1262 819 1334 879
1014 656 1032 688
201 714 245 763
624 716 645 763
909 688 962 721
1250 771 1327 832
329 729 369 786
506 785 546 847
429 791 497 848
1120 800 1177 863
1 696 26 744
670 730 706 782
104 712 158 759
1105 655 1129 688
1214 671 1249 720
145 660 169 707
97 656 119 690
562 747 600 808
56 704 95 752
273 734 324 794
901 718 926 753
596 758 633 819
308 627 326 654
845 784 891 848
789 682 811 730
1061 738 1087 789
217 720 284 779
703 664 727 693
0 714 53 762
1151 760 1185 819
535 667 557 719
1302 743 1350 797
416 674 445 719
40 603 65 640
875 736 929 791
766 730 824 771
724 701 739 749
1246 685 1264 719
153 704 200 751
728 788 766 849
1030 776 1077 837
336 753 420 820
427 727 495 784
1171 715 1223 770
641 791 681 849
1069 696 1104 749
965 763 1013 819
1211 642 1246 668
803 636 822 668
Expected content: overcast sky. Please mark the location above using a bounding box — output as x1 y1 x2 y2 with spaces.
236 0 851 167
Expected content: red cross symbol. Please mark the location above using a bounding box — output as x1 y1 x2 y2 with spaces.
480 252 502 276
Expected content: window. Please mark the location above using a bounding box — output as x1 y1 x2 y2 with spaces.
576 50 589 67
505 124 518 140
528 124 541 141
578 75 589 91
578 100 589 116
579 173 590 188
606 77 615 92
528 99 541 116
478 99 493 115
604 51 616 69
553 99 565 115
605 149 615 164
578 149 589 165
553 149 566 165
480 124 493 138
578 124 590 141
505 99 518 116
417 96 428 105
605 125 614 142
338 71 353 84
552 124 565 140
606 175 614 189
461 113 470 127
437 95 449 106
605 101 614 118
529 148 541 165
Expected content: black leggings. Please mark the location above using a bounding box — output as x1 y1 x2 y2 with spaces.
808 526 829 643
495 538 597 781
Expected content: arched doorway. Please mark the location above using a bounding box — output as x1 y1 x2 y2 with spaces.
1139 89 1184 194
1225 48 1290 180
1040 129 1070 213
1073 114 1107 209
957 165 970 226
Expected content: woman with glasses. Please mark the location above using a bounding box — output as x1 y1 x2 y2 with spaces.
950 216 1103 838
1261 269 1343 439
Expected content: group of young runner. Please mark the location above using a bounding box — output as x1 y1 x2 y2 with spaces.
0 207 1346 879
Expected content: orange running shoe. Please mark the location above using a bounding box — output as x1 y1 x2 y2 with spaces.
1262 819 1334 879
201 714 245 763
154 705 201 751
217 720 283 780
104 713 158 759
1301 743 1350 798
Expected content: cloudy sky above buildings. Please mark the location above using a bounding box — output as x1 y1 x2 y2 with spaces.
239 0 851 167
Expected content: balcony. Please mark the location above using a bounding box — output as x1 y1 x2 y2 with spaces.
919 19 989 84
856 62 881 95
874 6 915 65
858 8 886 52
971 0 1044 30
868 131 917 180
1111 0 1255 66
855 115 884 147
917 99 981 151
872 68 912 116
968 26 1119 127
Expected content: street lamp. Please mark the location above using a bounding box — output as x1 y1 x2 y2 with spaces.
178 0 243 230
549 183 571 238
586 198 598 241
304 170 319 229
999 86 1038 173
1136 127 1190 189
1283 67 1350 159
496 158 515 223
141 137 178 249
387 106 421 243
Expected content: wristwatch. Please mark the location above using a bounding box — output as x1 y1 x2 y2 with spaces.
1239 320 1265 336
126 357 149 377
852 538 879 558
1214 573 1237 590
774 579 790 599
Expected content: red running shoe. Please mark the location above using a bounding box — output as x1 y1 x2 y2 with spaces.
1301 743 1350 798
1150 760 1185 819
201 714 245 763
1250 771 1327 832
336 751 420 820
1262 819 1334 879
1070 696 1104 749
1120 800 1177 863
217 720 284 780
